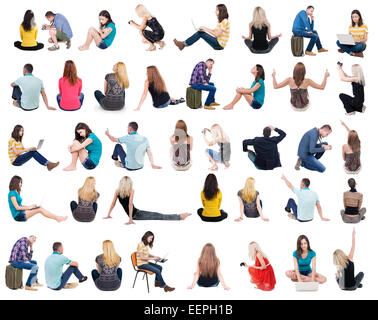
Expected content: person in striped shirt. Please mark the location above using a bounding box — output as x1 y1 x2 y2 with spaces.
337 10 367 57
341 178 366 223
174 4 230 51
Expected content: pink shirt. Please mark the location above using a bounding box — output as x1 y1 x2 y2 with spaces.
58 77 82 110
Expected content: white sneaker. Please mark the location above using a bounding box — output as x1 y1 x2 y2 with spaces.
361 105 366 113
345 112 356 116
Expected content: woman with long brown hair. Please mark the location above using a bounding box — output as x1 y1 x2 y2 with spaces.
71 177 99 222
272 62 329 110
57 60 84 111
170 120 193 170
188 243 230 290
341 121 361 173
135 66 184 110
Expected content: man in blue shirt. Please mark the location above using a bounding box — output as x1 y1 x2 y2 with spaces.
44 11 73 51
292 5 328 56
296 125 332 173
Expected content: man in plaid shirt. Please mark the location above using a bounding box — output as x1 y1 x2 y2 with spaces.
190 59 219 110
9 236 42 291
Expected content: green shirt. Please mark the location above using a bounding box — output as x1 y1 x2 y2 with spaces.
45 252 71 289
14 74 44 110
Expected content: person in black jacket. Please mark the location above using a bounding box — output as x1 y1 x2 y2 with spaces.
242 126 286 170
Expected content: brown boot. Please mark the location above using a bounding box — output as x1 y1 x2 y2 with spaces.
164 285 175 292
173 39 185 51
47 161 60 171
155 281 163 288
338 49 345 53
352 52 364 58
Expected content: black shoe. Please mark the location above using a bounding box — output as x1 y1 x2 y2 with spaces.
284 208 291 213
361 216 366 221
79 276 88 283
358 284 363 288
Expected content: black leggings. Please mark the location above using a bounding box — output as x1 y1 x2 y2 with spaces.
14 41 44 51
244 38 279 54
339 93 363 113
337 272 364 291
197 208 228 222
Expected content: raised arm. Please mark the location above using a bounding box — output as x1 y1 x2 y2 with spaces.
281 175 293 190
135 79 149 111
340 120 351 133
307 70 329 90
105 129 118 143
272 69 290 89
348 228 356 261
270 127 287 143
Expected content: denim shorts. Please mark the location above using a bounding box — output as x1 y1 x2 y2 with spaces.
251 99 262 109
82 157 97 170
154 99 170 109
299 270 312 276
206 149 224 163
97 40 108 50
14 211 27 222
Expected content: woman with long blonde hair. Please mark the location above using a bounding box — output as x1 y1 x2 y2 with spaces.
236 177 269 222
94 62 129 111
71 176 99 222
341 121 361 173
334 228 364 290
170 120 193 170
135 65 184 110
272 62 329 110
92 240 122 291
203 124 231 171
338 63 366 115
188 243 230 290
104 176 191 224
243 6 281 54
129 4 165 51
241 242 276 291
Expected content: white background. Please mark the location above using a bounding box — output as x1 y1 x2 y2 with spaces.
0 0 375 300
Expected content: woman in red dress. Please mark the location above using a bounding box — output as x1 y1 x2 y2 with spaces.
243 241 276 291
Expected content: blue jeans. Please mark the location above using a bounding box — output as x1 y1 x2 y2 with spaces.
191 82 216 106
138 263 166 288
184 31 223 50
336 40 366 55
293 30 322 52
91 268 122 281
285 198 312 222
11 260 39 287
300 142 327 173
12 86 22 107
57 93 84 110
54 266 84 290
12 151 48 166
154 99 170 109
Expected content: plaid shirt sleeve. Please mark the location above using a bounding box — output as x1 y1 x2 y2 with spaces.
9 238 30 262
189 62 210 85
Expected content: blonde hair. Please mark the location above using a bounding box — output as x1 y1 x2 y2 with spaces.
78 177 98 202
210 124 229 143
242 177 257 202
248 241 267 261
135 4 152 18
251 7 268 29
198 243 220 277
102 240 121 267
333 249 350 270
118 176 133 199
115 62 129 89
351 64 365 86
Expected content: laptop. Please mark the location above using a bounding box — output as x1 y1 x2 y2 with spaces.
158 253 169 263
33 194 46 210
337 34 355 46
295 282 319 292
191 19 198 31
36 139 44 150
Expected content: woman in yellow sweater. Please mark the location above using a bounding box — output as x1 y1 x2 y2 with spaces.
14 10 44 51
198 174 228 222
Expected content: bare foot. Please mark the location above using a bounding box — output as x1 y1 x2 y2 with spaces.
223 104 234 110
180 213 192 220
125 220 135 225
224 162 230 169
158 41 166 49
209 165 218 171
63 165 77 171
78 45 89 51
234 217 243 222
146 45 156 51
103 216 112 219
57 216 68 223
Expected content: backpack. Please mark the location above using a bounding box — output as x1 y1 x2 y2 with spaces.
186 87 202 109
291 35 304 57
5 265 23 290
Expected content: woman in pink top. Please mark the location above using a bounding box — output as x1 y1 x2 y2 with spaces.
57 60 84 111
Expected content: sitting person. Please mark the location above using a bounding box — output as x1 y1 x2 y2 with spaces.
64 123 102 171
170 120 193 171
174 4 230 51
203 124 231 171
43 11 73 51
129 4 165 51
135 66 185 110
281 175 329 222
104 177 191 224
338 63 366 115
105 122 161 170
57 60 84 111
71 177 99 222
334 228 364 290
341 121 361 173
235 177 269 222
243 7 281 54
79 10 116 50
94 62 129 111
8 176 67 223
11 63 56 111
286 235 327 284
295 125 332 173
241 242 276 291
272 63 329 110
292 6 328 56
9 236 42 291
44 242 87 290
188 243 230 290
92 240 122 291
135 231 175 292
198 174 228 222
242 126 286 170
8 124 59 170
223 64 265 110
341 178 366 224
14 10 44 51
337 10 367 57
